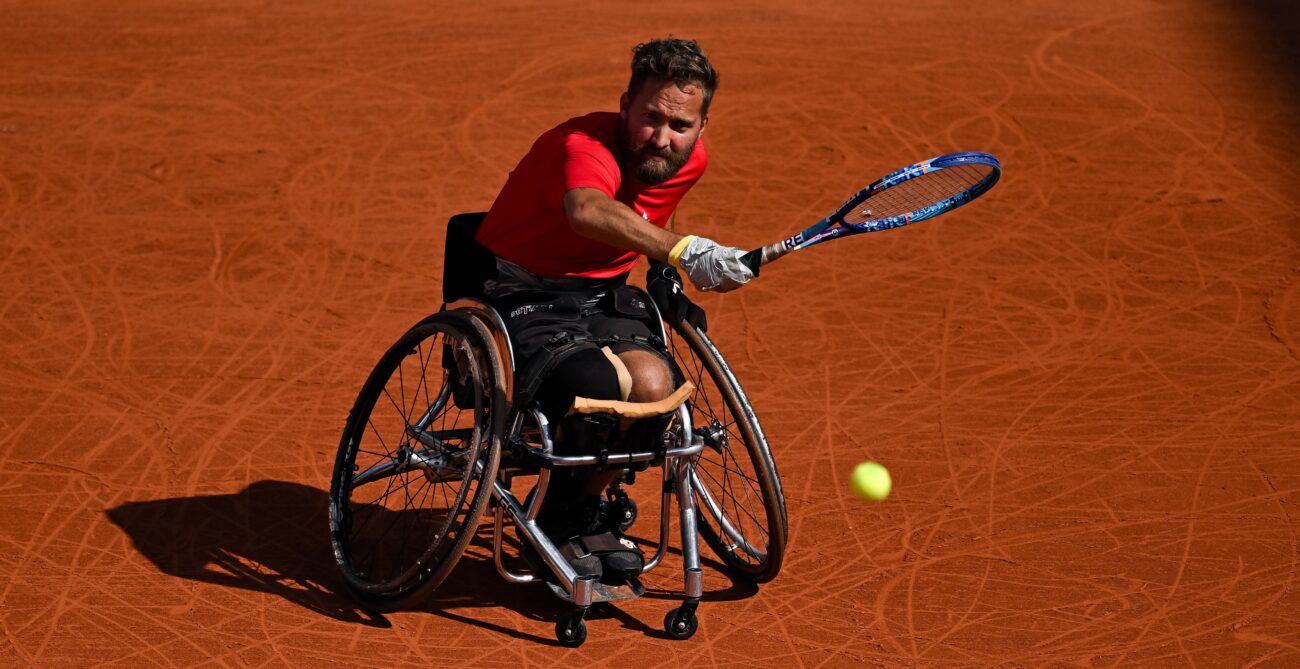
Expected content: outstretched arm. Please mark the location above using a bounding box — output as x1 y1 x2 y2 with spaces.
563 187 682 263
563 187 754 292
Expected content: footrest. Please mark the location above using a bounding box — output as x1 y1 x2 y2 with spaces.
546 577 645 604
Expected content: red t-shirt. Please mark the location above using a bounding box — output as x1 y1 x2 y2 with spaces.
476 111 707 279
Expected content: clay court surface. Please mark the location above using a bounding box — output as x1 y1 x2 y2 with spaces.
3 1 1299 666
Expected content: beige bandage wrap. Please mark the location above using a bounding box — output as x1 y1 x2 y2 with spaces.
570 381 695 420
600 346 633 402
667 235 696 268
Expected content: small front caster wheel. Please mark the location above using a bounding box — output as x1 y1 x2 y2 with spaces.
616 498 638 532
663 607 699 640
556 613 588 647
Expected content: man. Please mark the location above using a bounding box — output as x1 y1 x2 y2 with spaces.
473 38 753 584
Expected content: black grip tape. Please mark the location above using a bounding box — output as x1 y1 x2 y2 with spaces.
740 248 762 277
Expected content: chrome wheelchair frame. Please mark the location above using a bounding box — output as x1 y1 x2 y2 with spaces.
328 218 787 647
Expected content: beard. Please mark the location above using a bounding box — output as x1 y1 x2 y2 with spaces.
620 129 697 185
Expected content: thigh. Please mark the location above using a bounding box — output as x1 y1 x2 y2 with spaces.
588 287 681 398
587 286 661 346
486 289 587 363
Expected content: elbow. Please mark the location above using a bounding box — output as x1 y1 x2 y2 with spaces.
566 205 592 236
563 191 600 238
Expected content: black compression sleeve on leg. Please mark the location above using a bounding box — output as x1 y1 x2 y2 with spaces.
536 347 622 421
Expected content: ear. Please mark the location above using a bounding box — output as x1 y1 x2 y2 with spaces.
619 92 629 120
699 114 708 135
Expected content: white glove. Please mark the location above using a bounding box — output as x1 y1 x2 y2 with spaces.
675 236 754 293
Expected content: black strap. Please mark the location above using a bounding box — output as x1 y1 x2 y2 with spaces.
513 331 593 410
577 532 644 557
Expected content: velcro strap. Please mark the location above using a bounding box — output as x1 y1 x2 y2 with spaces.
667 235 695 268
560 538 591 560
578 532 643 556
570 381 694 419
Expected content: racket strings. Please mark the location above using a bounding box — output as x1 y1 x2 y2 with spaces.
845 164 992 225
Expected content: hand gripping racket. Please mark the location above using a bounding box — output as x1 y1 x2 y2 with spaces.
740 151 1002 274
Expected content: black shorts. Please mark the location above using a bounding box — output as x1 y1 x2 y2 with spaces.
484 274 664 368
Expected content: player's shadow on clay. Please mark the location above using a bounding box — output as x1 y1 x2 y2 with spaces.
105 479 758 643
106 480 390 627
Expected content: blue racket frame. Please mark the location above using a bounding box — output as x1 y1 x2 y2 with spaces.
744 151 1001 271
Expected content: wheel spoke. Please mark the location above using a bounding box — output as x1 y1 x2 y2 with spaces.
668 324 785 579
330 316 502 604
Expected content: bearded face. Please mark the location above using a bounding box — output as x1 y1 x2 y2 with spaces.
618 77 708 186
620 126 698 185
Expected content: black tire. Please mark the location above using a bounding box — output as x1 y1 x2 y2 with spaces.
555 613 588 647
329 311 505 611
614 498 637 533
667 322 788 583
663 607 699 640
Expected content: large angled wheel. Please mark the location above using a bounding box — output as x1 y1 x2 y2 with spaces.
668 322 788 583
329 311 505 611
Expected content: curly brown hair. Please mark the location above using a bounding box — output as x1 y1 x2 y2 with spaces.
626 38 719 115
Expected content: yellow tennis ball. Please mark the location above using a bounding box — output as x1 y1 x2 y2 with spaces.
850 462 891 501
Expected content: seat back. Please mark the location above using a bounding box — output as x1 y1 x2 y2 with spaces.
442 212 496 303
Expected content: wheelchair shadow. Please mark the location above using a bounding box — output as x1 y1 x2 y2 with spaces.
106 479 762 644
105 479 389 627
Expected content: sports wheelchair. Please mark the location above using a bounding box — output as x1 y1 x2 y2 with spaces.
328 213 788 646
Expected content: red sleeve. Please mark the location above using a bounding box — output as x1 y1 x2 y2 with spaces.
563 130 620 197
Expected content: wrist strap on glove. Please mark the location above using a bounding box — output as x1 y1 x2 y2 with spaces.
667 235 695 268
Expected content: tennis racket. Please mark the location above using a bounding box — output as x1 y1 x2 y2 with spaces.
740 151 1002 274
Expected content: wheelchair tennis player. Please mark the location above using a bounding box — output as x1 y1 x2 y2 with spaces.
469 37 754 585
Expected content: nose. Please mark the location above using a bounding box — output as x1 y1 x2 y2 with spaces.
650 124 671 150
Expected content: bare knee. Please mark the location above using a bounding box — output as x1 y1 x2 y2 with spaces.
616 350 672 402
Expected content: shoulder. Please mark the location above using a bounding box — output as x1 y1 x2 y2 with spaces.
547 113 621 194
533 113 620 169
546 112 619 160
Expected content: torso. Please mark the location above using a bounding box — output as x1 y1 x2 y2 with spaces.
475 112 707 279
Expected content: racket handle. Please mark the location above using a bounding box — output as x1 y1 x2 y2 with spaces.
741 242 794 277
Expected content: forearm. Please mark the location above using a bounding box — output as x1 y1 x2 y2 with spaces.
564 188 683 262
